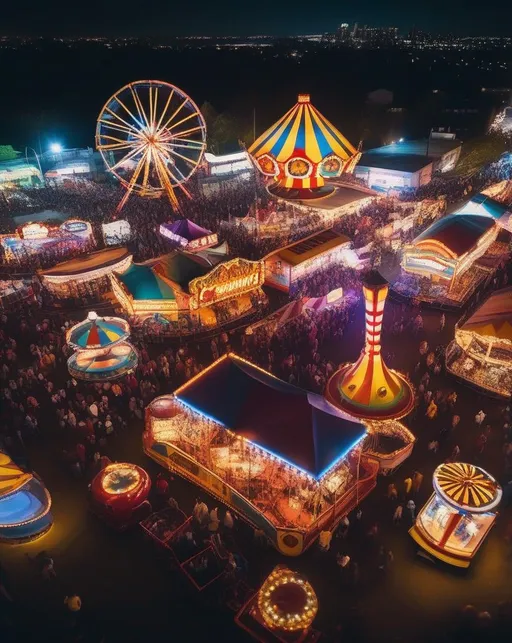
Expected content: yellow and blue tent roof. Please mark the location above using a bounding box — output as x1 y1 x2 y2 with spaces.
249 94 357 164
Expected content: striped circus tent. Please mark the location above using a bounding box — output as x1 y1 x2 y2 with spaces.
249 94 360 191
66 312 130 350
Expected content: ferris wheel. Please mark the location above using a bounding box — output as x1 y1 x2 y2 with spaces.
96 80 207 211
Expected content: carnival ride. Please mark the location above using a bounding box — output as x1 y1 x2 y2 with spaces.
66 311 138 381
235 565 320 642
446 286 512 397
249 94 360 200
0 451 52 543
326 272 416 471
410 462 502 567
90 463 152 529
96 80 207 211
144 353 379 556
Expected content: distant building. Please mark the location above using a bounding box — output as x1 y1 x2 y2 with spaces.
355 134 462 192
0 157 42 189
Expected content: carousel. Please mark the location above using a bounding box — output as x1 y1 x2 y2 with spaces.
410 462 502 567
66 311 138 381
0 451 52 543
90 463 152 530
249 94 360 201
446 286 512 397
235 566 320 642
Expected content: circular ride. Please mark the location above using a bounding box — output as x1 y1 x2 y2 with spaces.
66 312 138 382
249 93 361 201
96 80 207 211
257 566 318 632
90 463 152 530
410 462 502 568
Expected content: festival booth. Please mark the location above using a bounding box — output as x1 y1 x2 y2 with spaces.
402 214 498 288
0 278 35 311
90 463 151 529
326 273 416 473
410 463 502 568
446 286 512 397
235 566 320 643
40 247 132 298
144 353 379 557
249 94 361 201
160 218 218 251
0 451 52 543
66 311 138 381
1 219 94 263
102 220 131 246
264 229 351 293
204 151 253 177
395 213 506 306
112 252 265 328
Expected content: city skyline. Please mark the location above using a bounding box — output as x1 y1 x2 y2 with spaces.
1 1 508 38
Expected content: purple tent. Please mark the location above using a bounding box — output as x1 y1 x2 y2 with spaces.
160 219 216 249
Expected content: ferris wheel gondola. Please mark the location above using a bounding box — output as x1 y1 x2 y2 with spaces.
96 80 207 211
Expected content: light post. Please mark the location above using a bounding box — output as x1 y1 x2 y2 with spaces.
25 147 44 185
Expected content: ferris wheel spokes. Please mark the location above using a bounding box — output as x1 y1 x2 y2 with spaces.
96 80 207 211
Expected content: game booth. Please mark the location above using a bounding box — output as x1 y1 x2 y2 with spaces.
446 286 512 397
90 463 151 530
66 311 138 381
40 247 132 298
264 229 351 293
144 353 380 556
0 452 53 543
235 566 320 643
111 252 265 329
159 218 218 251
410 463 502 568
1 219 94 264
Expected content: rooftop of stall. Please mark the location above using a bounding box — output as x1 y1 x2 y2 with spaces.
173 353 366 478
265 229 351 267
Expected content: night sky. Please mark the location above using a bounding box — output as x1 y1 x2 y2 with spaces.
1 0 506 37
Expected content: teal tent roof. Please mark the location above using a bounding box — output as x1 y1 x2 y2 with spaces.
119 263 176 301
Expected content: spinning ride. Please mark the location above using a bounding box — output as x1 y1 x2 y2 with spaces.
90 463 152 529
96 80 207 211
66 311 138 381
410 463 502 567
249 94 360 200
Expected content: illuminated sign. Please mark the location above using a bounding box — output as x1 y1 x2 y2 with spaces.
189 258 264 309
20 223 49 240
60 220 91 234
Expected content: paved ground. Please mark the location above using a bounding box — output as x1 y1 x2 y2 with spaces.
1 296 511 643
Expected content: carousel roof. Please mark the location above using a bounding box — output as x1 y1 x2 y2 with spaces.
67 342 138 381
460 286 512 342
173 353 366 478
161 218 213 242
433 462 502 512
66 312 130 349
0 452 31 496
414 214 495 258
249 94 357 164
